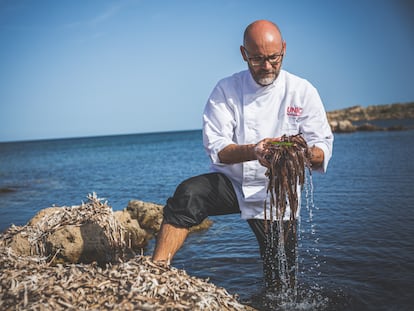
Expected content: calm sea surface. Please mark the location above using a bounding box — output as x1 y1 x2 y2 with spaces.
1 129 413 310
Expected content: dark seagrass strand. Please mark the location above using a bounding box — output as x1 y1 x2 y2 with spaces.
263 134 312 237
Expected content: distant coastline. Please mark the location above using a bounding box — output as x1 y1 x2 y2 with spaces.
327 102 414 133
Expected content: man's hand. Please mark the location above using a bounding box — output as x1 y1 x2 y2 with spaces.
218 137 283 165
254 137 281 168
308 146 324 170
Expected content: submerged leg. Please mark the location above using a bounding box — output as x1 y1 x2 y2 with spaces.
248 219 298 290
284 221 298 288
263 223 279 289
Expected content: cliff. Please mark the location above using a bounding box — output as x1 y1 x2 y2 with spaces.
327 102 414 133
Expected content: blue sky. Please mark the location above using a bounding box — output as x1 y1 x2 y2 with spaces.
1 0 413 142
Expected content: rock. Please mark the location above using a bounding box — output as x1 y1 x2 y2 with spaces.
7 231 32 256
27 206 61 226
4 197 130 264
327 102 414 133
2 196 213 264
387 125 405 131
7 207 65 257
126 200 163 233
356 123 383 131
190 218 214 232
114 210 151 249
126 200 213 233
338 120 356 132
329 119 356 133
327 102 414 122
44 223 114 264
326 102 414 133
0 187 17 193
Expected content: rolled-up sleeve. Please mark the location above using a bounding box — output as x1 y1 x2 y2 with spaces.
299 86 334 173
202 84 237 165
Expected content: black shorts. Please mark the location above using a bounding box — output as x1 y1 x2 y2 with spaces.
163 172 240 227
162 172 297 261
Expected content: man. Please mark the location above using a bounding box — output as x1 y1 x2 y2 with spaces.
152 20 333 287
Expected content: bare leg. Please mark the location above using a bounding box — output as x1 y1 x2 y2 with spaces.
152 222 189 263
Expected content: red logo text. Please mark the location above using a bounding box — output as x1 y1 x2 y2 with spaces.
287 106 303 116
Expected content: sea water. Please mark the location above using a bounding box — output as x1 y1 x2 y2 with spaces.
1 128 414 310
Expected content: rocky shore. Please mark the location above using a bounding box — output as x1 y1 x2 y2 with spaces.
327 102 414 133
0 194 255 310
1 193 212 264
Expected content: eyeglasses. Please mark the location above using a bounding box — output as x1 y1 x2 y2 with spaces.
243 46 284 67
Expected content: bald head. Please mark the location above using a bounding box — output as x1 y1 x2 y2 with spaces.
241 20 285 86
243 20 283 53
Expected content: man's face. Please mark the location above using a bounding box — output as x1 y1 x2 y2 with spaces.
241 43 285 86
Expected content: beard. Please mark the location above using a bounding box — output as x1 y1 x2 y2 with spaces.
249 65 281 86
257 74 276 86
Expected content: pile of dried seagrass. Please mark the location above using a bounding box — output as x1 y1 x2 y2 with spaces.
0 194 254 310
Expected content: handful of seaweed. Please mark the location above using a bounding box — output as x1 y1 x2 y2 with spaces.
261 134 312 292
263 133 312 228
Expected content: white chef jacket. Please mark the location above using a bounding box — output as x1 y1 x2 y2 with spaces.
202 69 333 220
